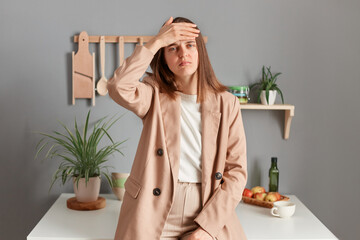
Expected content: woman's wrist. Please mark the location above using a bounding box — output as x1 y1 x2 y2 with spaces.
144 37 163 55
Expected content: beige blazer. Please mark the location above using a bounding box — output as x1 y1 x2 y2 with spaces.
108 45 248 240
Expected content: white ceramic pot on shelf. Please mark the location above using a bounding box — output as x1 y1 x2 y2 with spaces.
260 90 277 105
73 176 101 202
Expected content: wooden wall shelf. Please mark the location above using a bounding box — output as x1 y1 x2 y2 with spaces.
73 35 208 44
240 103 295 140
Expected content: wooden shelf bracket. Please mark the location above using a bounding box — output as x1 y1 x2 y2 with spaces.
240 103 295 140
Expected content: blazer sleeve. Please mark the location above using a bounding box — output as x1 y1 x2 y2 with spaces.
107 45 155 119
194 96 248 237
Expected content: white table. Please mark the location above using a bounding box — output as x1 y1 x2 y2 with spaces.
236 196 337 240
27 194 337 240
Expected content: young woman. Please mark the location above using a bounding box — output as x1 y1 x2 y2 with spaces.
108 16 247 240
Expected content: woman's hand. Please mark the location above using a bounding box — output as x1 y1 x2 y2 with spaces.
145 16 200 54
155 16 200 47
187 227 214 240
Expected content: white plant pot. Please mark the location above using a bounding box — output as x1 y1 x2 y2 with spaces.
73 176 101 202
260 90 277 105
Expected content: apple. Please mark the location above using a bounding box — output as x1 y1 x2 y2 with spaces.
254 192 267 201
242 188 253 198
265 192 279 202
274 192 281 201
251 186 265 195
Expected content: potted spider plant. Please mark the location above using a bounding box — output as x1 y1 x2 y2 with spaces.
250 66 284 105
35 110 127 202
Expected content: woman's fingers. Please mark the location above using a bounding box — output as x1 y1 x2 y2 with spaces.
165 22 199 35
164 16 173 26
177 30 199 38
172 23 199 32
183 26 200 34
170 25 200 38
172 22 197 27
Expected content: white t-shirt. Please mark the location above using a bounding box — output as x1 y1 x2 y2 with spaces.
178 92 202 183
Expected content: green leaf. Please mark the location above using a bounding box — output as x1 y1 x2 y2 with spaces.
103 172 113 188
101 127 115 144
74 117 84 152
272 72 282 83
44 144 56 159
75 175 81 190
34 141 49 160
83 110 91 148
61 168 69 185
274 86 285 103
49 167 63 192
53 131 75 146
265 90 269 104
85 168 90 186
35 137 45 152
267 66 273 80
57 120 77 143
262 66 265 82
257 92 261 103
56 154 78 166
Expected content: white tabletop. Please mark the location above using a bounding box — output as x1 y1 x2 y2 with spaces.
236 195 337 240
27 194 337 240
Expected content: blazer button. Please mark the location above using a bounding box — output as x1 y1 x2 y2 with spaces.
215 172 222 180
157 148 164 156
153 188 161 196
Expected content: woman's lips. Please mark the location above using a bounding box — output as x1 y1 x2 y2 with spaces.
179 61 191 66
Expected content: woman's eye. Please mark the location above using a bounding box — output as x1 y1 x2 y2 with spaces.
169 47 176 51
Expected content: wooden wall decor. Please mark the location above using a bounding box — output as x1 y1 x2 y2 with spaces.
72 33 208 106
73 35 207 44
96 36 108 96
72 31 95 106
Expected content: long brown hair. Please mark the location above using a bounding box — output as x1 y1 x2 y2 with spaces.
147 17 227 102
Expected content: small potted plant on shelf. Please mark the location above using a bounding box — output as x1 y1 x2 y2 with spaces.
250 66 284 105
35 110 127 202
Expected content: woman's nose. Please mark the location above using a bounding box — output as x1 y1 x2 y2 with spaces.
178 45 188 58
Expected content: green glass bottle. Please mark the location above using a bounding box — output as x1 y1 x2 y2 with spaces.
269 157 279 192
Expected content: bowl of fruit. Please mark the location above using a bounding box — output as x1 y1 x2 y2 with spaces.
242 186 289 208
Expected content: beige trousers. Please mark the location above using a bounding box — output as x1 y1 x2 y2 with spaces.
160 180 216 240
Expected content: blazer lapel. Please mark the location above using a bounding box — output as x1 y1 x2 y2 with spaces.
160 92 181 187
201 92 221 204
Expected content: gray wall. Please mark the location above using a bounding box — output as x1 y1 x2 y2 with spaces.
1 0 359 239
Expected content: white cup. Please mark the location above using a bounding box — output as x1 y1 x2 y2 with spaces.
271 201 296 218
